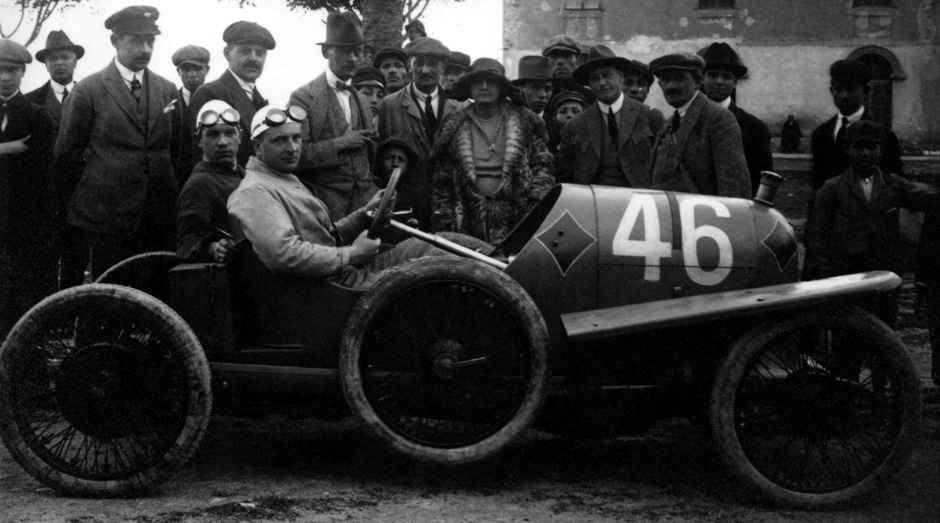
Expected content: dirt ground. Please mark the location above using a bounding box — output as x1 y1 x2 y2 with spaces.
2 171 939 523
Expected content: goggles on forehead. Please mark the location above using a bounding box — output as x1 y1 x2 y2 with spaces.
262 105 307 127
198 107 241 127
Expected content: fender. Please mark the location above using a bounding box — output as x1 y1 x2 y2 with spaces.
562 271 900 343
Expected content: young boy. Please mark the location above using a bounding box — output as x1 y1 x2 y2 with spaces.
804 120 940 326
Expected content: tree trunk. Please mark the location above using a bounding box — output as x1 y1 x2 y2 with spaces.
361 0 405 52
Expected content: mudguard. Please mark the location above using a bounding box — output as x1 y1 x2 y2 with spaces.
562 271 901 343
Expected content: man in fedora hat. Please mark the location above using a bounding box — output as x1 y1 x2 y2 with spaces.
701 42 773 196
556 45 663 188
376 37 459 229
25 30 84 136
513 55 554 117
647 51 750 198
0 39 57 334
171 44 210 184
290 10 379 222
54 6 182 284
189 21 275 168
372 47 410 94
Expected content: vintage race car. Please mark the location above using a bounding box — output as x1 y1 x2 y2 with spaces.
0 175 921 509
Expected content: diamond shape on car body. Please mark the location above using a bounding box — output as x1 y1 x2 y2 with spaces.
535 210 596 276
761 219 797 273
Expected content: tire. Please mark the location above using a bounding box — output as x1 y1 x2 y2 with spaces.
340 257 550 465
94 251 180 304
0 284 212 497
710 307 921 509
434 232 494 255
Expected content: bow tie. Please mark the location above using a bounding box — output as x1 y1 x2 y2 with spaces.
334 81 354 92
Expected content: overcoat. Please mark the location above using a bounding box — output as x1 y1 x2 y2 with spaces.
55 61 180 237
555 96 662 187
376 84 459 227
431 102 555 245
649 93 751 198
188 69 267 168
729 102 773 196
24 81 66 136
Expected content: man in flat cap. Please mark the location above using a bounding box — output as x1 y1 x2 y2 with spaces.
804 120 940 327
405 20 427 42
443 51 471 96
55 6 182 284
172 44 210 184
0 39 56 334
541 34 592 105
648 51 750 198
189 21 275 168
373 47 410 94
701 42 773 197
556 46 663 188
353 66 386 120
376 37 459 229
25 30 84 136
290 11 379 222
810 59 903 191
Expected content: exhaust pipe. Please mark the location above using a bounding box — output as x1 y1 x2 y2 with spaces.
753 171 784 207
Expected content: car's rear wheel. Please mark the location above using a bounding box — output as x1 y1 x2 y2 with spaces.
0 284 211 497
710 307 921 508
340 257 550 464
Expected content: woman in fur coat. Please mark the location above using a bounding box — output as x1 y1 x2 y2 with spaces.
430 58 555 245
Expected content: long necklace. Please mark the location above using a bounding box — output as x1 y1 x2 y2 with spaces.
471 108 504 157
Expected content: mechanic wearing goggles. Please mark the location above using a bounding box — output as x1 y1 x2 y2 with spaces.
228 104 445 289
177 99 245 264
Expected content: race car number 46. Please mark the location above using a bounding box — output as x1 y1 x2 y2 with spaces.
612 194 733 286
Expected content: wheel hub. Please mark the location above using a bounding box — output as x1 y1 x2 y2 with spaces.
784 368 858 438
56 343 141 438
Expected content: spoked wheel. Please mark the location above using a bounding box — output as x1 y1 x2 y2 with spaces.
0 284 211 497
710 307 921 508
340 257 550 464
94 251 180 304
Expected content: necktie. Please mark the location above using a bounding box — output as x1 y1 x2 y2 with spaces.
130 77 142 105
671 110 681 134
607 105 619 141
424 95 438 139
0 101 7 132
62 86 69 102
836 116 849 145
251 87 266 110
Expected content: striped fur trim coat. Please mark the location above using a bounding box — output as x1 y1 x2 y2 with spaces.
430 101 555 245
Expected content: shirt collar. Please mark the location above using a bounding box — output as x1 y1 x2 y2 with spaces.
246 156 297 180
228 68 255 93
114 57 144 82
411 84 439 103
50 79 75 94
597 92 624 114
839 105 865 123
717 96 732 109
181 86 192 105
676 91 699 118
0 91 20 102
850 165 881 182
326 68 352 90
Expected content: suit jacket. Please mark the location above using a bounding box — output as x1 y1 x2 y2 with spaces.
173 87 197 186
810 112 904 190
24 81 66 136
55 61 180 236
188 70 266 168
290 73 375 193
729 102 773 196
649 94 751 198
555 97 663 187
376 84 459 227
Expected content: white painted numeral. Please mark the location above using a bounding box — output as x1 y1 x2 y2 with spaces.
679 197 732 286
612 194 672 281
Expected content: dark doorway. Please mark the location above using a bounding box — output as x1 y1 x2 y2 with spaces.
847 46 905 131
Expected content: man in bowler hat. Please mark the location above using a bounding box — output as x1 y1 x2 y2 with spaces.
290 11 379 221
25 30 84 136
189 21 275 168
700 42 773 197
54 6 182 283
555 46 663 188
648 52 750 198
171 44 210 183
376 37 459 229
0 39 57 334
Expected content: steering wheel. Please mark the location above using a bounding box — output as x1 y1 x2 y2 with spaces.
367 167 402 239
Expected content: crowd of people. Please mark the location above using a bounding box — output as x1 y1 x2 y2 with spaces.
0 5 937 384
